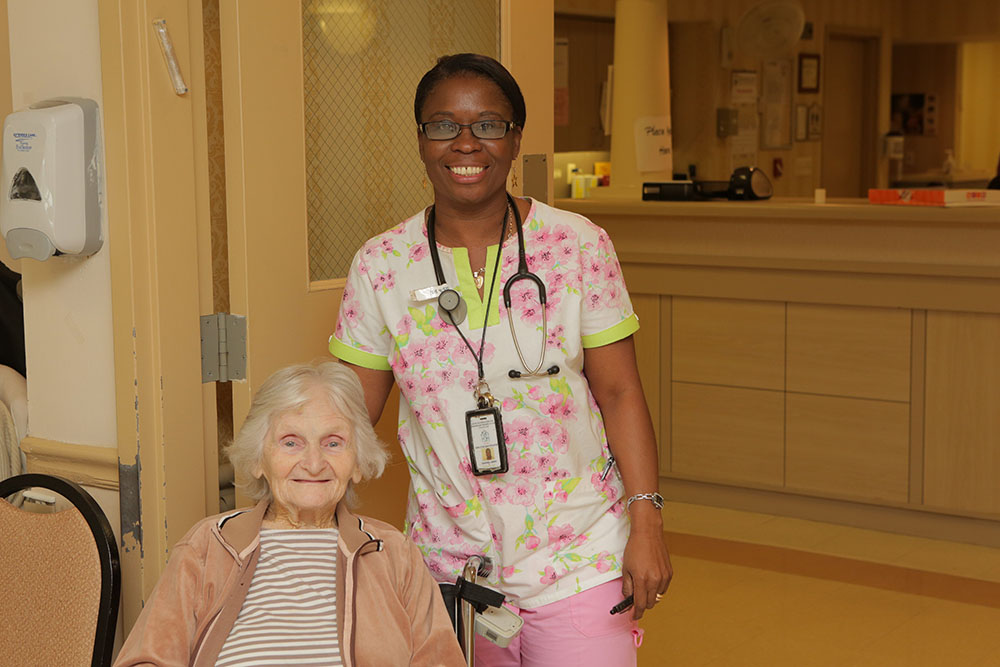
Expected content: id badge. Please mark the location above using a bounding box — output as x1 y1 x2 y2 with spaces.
466 406 508 476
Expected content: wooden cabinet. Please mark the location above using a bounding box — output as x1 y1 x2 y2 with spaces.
785 393 909 503
561 197 1000 545
924 312 1000 515
673 297 785 390
787 304 911 402
631 293 662 443
673 383 784 487
670 298 913 503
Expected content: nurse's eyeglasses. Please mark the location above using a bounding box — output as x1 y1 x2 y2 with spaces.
419 119 517 141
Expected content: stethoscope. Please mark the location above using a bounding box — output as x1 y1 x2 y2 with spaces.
427 193 560 380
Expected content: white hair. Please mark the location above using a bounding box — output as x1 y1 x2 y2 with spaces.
226 361 389 506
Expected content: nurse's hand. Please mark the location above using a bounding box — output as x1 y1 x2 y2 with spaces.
620 502 672 620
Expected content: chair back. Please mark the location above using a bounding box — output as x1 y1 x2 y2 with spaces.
0 473 121 667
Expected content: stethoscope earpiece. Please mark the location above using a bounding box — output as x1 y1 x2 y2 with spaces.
508 365 560 379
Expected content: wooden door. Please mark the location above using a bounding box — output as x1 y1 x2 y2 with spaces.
822 33 878 197
218 0 552 525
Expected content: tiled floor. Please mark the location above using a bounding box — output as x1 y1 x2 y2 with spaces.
637 502 1000 666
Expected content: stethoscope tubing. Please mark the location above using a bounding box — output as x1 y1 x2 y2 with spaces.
427 193 558 380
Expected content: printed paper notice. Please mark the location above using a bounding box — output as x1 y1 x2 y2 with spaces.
761 60 792 148
730 134 757 173
633 115 672 174
731 71 758 105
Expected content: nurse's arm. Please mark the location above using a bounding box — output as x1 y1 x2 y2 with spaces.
340 361 395 425
584 336 673 619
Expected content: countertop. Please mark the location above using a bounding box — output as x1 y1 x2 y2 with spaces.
554 196 1000 225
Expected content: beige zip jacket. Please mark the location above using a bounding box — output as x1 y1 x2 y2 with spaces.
114 500 465 666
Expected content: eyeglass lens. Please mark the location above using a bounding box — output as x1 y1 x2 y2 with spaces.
422 120 510 140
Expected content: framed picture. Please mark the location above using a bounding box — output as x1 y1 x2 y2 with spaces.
807 103 822 140
798 53 820 93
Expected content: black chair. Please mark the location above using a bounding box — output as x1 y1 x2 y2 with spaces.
0 473 121 667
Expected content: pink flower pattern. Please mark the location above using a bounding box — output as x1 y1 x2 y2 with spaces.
332 201 633 606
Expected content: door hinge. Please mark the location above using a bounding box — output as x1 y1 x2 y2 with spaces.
200 313 247 383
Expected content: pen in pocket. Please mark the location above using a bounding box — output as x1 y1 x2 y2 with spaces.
609 594 633 615
600 455 615 481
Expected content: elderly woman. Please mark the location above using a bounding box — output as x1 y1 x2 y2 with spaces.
330 53 672 666
115 361 464 666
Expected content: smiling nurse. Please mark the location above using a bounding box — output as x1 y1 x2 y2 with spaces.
330 53 672 666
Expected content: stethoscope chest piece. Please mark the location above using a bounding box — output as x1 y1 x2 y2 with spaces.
438 287 467 326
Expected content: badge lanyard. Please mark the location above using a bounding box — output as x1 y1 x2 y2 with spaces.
426 200 510 476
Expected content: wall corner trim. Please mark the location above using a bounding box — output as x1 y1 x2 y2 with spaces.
20 436 119 490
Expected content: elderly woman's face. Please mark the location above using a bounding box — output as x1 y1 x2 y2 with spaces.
255 385 362 519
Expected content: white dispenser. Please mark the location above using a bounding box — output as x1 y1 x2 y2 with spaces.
0 98 102 260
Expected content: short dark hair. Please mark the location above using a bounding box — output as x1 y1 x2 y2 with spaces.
413 53 526 130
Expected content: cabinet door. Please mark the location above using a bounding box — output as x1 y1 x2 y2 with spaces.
924 312 1000 515
673 297 785 390
672 383 784 487
787 304 911 401
786 394 909 503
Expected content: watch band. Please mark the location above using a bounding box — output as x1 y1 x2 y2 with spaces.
626 492 664 511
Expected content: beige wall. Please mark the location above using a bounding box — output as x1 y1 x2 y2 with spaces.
7 0 116 466
7 0 115 449
0 0 13 273
893 0 1000 42
958 41 1000 175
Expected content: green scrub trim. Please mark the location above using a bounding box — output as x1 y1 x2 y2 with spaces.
451 245 502 330
328 336 392 371
581 312 640 349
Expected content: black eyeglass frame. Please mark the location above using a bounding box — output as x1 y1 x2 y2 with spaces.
418 119 518 141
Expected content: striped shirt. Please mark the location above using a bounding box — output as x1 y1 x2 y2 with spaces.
216 528 342 666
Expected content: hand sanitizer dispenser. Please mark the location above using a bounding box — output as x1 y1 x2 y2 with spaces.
0 98 102 260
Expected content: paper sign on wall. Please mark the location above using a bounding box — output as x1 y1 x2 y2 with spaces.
730 134 757 173
633 115 672 174
731 71 758 105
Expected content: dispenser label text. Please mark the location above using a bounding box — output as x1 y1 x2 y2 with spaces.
12 132 37 152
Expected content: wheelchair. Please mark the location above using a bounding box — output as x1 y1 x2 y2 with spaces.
440 556 523 665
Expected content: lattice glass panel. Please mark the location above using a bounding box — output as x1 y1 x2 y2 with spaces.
303 0 499 281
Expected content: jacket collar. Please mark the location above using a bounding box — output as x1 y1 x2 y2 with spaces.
213 498 380 558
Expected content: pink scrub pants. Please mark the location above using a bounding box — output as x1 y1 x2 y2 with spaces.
474 578 642 667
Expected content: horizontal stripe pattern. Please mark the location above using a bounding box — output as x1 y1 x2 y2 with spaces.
217 529 343 666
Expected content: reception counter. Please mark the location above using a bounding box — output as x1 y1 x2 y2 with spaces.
556 196 1000 546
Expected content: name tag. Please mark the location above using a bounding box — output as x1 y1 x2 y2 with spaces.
410 284 452 303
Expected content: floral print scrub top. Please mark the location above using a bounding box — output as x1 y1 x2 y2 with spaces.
330 199 638 608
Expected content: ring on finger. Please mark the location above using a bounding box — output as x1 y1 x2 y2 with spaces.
655 593 664 602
